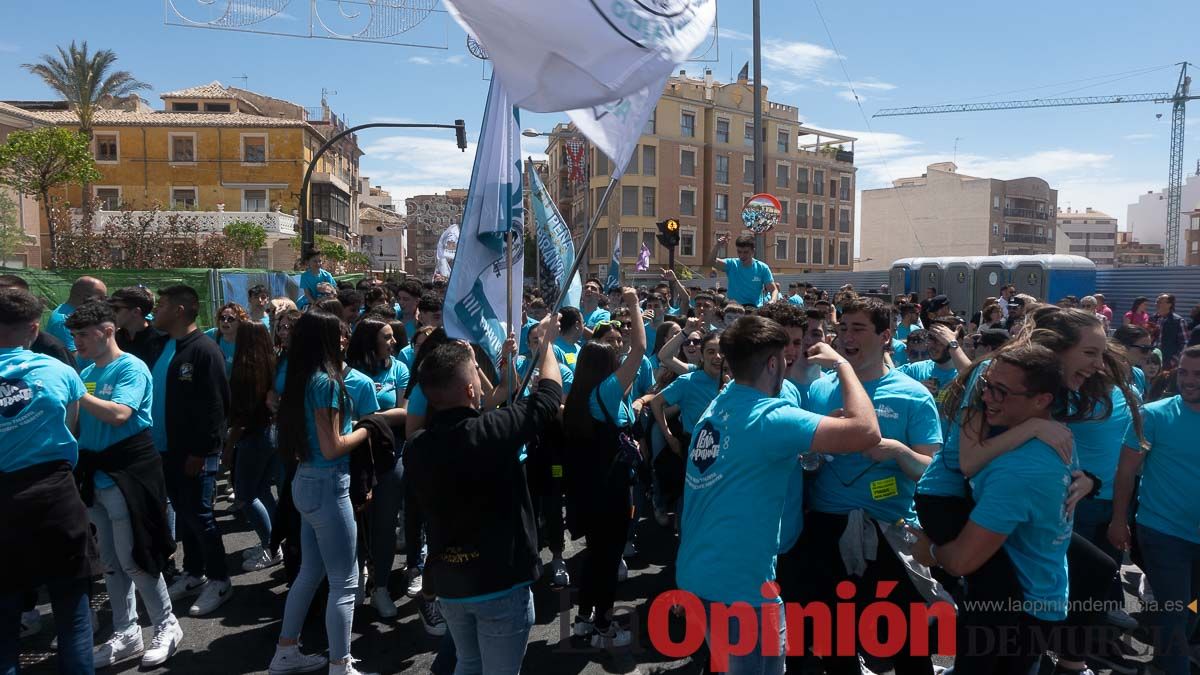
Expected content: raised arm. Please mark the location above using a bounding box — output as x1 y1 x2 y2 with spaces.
663 268 690 308
704 233 730 271
959 416 1073 477
612 288 647 391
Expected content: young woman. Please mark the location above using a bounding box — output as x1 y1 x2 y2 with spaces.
1124 296 1150 329
1113 323 1153 396
563 287 646 649
268 312 371 675
205 303 248 377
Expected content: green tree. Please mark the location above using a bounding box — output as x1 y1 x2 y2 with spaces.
224 221 267 267
0 127 102 265
22 41 150 141
0 191 34 267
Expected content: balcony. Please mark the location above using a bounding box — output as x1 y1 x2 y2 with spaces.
73 209 298 236
835 149 854 163
315 221 351 240
1004 207 1048 220
1003 232 1050 245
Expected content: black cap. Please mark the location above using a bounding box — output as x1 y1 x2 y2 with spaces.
978 328 1010 349
929 294 950 312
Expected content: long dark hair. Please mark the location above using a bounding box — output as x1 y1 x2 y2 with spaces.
347 317 390 376
404 327 450 399
229 321 276 431
273 309 301 355
563 342 620 437
959 344 1064 434
277 311 347 463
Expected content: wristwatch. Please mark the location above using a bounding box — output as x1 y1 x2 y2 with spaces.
947 340 959 349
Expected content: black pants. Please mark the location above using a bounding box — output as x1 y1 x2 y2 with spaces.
577 483 631 631
793 511 935 675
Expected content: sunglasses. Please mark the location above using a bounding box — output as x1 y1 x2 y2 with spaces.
979 375 1038 403
595 319 623 329
685 338 702 346
1129 345 1154 354
219 315 238 323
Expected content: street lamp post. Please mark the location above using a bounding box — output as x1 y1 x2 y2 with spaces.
523 128 592 279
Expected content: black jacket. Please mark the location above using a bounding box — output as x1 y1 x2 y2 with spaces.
31 331 75 368
117 325 167 369
404 379 562 600
75 430 175 576
350 414 399 507
153 329 230 457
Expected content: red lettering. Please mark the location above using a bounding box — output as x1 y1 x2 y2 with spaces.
909 601 957 656
836 580 857 657
785 600 832 656
647 591 706 659
761 582 782 657
858 582 906 658
710 601 758 673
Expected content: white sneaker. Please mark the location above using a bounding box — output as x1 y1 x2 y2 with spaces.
167 574 207 600
19 609 40 638
616 558 628 582
189 579 233 616
244 548 284 572
370 587 397 619
242 545 265 560
93 629 144 669
590 624 631 649
1139 575 1156 604
330 656 376 675
268 645 328 674
404 568 423 598
141 617 182 667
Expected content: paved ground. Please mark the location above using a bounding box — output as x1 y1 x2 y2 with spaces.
18 481 1166 674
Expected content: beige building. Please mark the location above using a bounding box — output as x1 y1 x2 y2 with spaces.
405 189 467 279
1186 203 1200 266
0 105 44 268
859 162 1058 271
1115 231 1165 267
1056 207 1117 267
358 177 406 271
544 69 858 279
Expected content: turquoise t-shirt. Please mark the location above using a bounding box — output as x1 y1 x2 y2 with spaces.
343 367 381 421
514 355 573 397
892 339 910 367
676 382 822 604
554 337 581 371
1125 395 1200 544
661 368 722 435
632 354 656 399
807 368 942 524
583 307 611 330
204 328 236 377
788 294 805 307
299 268 335 307
898 360 960 438
258 314 271 330
397 344 416 370
778 377 817 554
150 339 177 454
588 373 634 427
368 358 411 411
0 347 86 472
895 323 915 340
302 371 353 467
1131 367 1146 398
918 361 988 498
519 317 538 357
408 383 427 416
969 438 1075 620
721 258 774 306
45 303 76 352
80 354 154 489
1069 385 1135 500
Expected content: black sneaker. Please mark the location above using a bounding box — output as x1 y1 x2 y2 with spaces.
417 597 446 637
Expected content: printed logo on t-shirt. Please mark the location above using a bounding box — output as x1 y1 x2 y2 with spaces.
876 404 899 421
97 383 113 398
691 421 721 473
179 363 193 382
0 377 34 418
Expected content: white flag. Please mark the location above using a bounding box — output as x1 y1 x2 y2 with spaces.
434 223 460 278
443 0 715 112
567 73 668 180
443 77 524 368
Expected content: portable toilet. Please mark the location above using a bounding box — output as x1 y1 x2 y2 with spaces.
973 256 1010 311
917 258 947 298
944 257 981 319
1039 255 1097 303
889 258 917 299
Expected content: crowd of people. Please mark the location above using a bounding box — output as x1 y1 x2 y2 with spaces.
2 237 1200 675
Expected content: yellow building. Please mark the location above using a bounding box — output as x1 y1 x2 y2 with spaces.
0 82 363 269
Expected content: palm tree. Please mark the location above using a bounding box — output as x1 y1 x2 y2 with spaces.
23 41 150 212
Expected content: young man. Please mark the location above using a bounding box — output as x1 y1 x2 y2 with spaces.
67 301 183 669
417 293 444 329
997 283 1015 320
394 279 424 340
704 233 778 307
0 289 94 675
894 302 921 340
580 279 611 335
151 285 233 616
787 283 806 307
45 275 108 364
1152 293 1188 367
247 284 271 329
676 316 881 674
298 251 336 309
1109 345 1200 675
897 320 969 410
405 316 563 674
110 286 166 368
554 307 584 370
1094 292 1113 325
642 292 668 350
691 292 721 331
795 298 944 675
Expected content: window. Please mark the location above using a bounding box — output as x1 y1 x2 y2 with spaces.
170 102 198 112
839 209 850 233
828 239 836 265
95 187 120 211
777 129 789 153
625 146 639 175
170 187 197 210
812 206 824 230
795 237 808 264
642 187 656 217
776 163 790 189
812 237 824 264
680 149 696 177
643 145 656 176
797 167 809 194
992 223 999 236
743 158 755 184
680 189 696 216
775 235 788 261
715 193 729 222
169 134 195 163
621 231 639 258
94 133 118 163
744 122 754 147
993 196 1001 209
644 107 656 135
594 228 608 256
680 229 696 257
681 111 695 138
622 186 639 216
716 119 730 144
243 189 268 212
830 207 837 231
839 176 851 201
715 156 729 184
839 241 850 266
779 199 789 225
595 151 609 178
813 170 825 195
242 134 267 164
204 102 231 113
797 202 808 229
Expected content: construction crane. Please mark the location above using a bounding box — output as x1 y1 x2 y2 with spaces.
874 63 1196 266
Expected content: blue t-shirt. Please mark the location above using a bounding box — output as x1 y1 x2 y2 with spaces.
788 294 805 307
80 354 154 489
343 367 381 421
721 258 774 306
583 307 611 330
778 378 815 554
969 438 1075 620
514 355 573 397
299 268 335 307
397 344 416 370
1131 367 1146 398
1069 385 1135 501
918 361 987 498
898 360 960 438
204 328 237 377
554 337 581 371
661 368 722 435
1126 395 1200 544
895 323 915 340
676 382 822 604
150 339 177 454
807 368 942 524
303 371 353 467
588 373 634 427
367 358 410 411
892 339 910 367
0 347 86 472
632 354 656 399
408 383 427 416
44 303 76 352
519 317 538 357
258 314 271 330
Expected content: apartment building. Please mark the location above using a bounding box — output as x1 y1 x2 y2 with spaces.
405 189 467 279
1056 207 1117 267
1115 231 1165 267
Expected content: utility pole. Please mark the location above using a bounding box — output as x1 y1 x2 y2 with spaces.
752 0 765 253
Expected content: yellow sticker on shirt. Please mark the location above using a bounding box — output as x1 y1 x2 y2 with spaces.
870 476 899 500
84 381 96 394
551 464 563 478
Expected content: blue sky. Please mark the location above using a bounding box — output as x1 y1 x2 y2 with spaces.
1 0 1198 244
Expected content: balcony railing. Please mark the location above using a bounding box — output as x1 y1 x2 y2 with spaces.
1004 207 1048 220
835 149 854 163
1003 232 1050 244
72 209 298 236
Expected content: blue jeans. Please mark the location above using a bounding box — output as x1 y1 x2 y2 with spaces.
90 486 174 635
437 585 535 675
1136 524 1200 675
234 427 281 549
279 464 357 662
367 456 404 589
164 454 228 581
702 600 786 675
0 578 93 675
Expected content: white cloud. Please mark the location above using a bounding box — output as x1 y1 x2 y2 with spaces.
761 39 836 79
408 53 470 67
408 56 433 65
717 28 752 41
814 77 896 92
1123 133 1154 141
446 54 466 65
835 90 862 103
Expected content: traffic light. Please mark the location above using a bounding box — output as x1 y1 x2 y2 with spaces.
656 218 680 248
